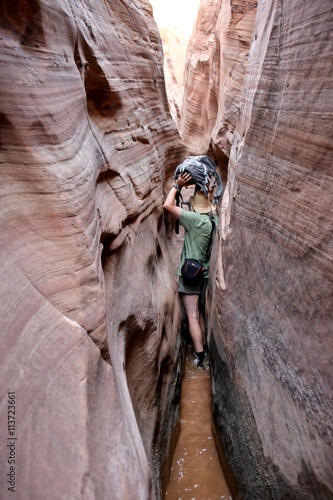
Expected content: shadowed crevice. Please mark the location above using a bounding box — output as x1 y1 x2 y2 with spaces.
74 32 122 120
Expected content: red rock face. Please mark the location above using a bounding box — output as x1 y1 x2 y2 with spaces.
184 0 333 497
0 1 185 498
160 27 188 128
180 0 257 164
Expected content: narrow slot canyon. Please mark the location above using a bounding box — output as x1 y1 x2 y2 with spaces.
165 348 233 500
161 177 233 499
0 1 332 500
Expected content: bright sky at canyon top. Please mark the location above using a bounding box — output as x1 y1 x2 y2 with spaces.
149 0 201 39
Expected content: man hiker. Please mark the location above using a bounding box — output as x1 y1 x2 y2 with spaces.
163 171 218 368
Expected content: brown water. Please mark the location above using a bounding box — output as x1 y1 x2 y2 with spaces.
165 348 232 500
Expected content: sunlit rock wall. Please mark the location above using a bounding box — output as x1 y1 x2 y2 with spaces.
0 1 186 499
180 0 257 166
196 0 333 497
160 27 188 128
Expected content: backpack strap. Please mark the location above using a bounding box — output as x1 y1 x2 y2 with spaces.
204 216 216 263
174 188 192 234
175 191 180 234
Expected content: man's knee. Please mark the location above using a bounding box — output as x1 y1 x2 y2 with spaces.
187 311 200 322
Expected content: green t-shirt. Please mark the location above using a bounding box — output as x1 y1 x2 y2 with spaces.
177 210 217 278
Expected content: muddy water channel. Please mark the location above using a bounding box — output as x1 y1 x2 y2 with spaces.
166 348 232 500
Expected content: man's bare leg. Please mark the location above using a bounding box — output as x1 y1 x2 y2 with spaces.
181 293 203 352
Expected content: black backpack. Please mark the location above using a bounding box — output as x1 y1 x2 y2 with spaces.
173 155 223 234
174 155 223 206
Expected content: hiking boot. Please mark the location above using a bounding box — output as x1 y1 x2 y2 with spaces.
194 351 207 369
197 358 206 369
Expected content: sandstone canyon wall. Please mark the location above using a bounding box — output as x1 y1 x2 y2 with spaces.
0 1 186 499
159 27 188 128
180 0 257 171
182 0 333 498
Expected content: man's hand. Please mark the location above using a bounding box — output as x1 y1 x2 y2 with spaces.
163 172 192 219
176 172 192 189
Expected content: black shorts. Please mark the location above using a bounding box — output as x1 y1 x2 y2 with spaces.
178 275 208 296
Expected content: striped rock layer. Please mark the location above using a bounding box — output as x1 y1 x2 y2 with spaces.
182 0 333 497
0 1 186 499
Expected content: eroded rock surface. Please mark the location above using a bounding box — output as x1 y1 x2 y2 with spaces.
182 0 333 497
160 27 188 128
180 0 256 165
0 1 185 498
